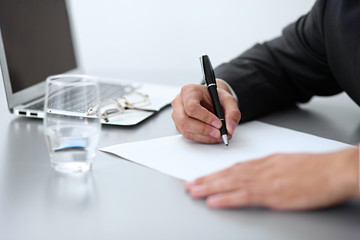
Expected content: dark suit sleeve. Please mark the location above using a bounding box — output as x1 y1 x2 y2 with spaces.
214 0 342 122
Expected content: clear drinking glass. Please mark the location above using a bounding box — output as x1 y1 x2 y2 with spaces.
43 75 101 173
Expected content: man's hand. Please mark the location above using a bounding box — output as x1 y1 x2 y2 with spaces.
171 80 241 143
186 148 360 211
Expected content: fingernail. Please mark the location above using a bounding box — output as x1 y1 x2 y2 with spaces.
210 130 220 138
192 185 205 195
185 181 194 190
211 121 222 129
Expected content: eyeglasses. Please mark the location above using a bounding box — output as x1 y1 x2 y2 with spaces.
87 91 155 122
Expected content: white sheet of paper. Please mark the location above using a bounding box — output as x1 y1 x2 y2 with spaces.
100 121 352 181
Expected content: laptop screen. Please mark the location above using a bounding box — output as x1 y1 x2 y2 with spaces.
0 0 77 94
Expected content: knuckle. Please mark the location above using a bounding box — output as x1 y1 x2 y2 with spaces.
182 131 192 140
214 180 227 191
180 85 189 94
240 190 252 203
229 176 243 186
200 127 207 136
194 177 205 185
181 84 197 95
177 118 188 130
200 125 211 137
203 115 214 125
184 102 198 116
171 94 182 107
238 175 251 185
215 182 226 192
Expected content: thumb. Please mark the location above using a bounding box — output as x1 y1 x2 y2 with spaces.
219 92 241 136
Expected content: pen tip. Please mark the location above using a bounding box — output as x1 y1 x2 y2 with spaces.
222 134 229 146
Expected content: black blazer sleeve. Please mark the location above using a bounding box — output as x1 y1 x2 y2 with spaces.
214 0 342 122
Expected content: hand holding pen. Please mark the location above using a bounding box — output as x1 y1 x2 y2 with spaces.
200 55 229 146
171 56 241 144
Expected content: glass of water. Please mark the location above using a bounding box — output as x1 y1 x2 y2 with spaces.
43 75 101 173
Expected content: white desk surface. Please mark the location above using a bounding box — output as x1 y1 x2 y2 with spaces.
1 72 360 240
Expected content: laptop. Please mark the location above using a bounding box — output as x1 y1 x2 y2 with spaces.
0 0 179 126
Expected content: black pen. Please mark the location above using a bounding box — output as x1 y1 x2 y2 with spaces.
200 55 229 146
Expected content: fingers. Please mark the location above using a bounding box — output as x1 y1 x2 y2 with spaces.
181 85 222 127
186 165 235 190
180 132 223 144
187 159 266 189
188 176 245 198
185 158 272 208
218 89 241 136
206 189 266 209
172 94 222 143
188 173 269 208
171 85 222 143
185 151 357 210
216 79 241 135
171 83 240 144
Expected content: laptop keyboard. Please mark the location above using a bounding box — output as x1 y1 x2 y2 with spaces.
26 83 135 113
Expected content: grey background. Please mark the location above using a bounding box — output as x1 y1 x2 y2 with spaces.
2 1 360 239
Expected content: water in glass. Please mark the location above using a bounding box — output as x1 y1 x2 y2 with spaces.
43 75 101 173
